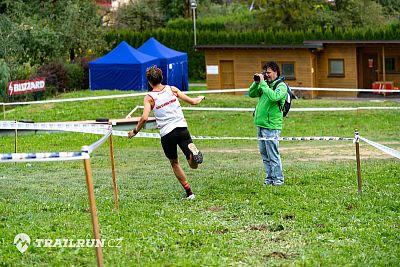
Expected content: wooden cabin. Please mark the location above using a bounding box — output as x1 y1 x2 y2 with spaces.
195 41 400 98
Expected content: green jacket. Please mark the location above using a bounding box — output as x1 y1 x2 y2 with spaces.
248 78 287 130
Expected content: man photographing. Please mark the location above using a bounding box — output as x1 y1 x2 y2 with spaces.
128 65 205 200
249 61 287 186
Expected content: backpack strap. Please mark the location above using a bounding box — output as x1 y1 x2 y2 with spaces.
271 79 286 112
272 80 283 91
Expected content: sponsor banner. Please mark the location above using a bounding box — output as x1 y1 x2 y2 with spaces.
7 78 46 96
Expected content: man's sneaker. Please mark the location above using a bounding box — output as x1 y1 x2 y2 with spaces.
188 143 203 164
264 178 273 186
182 194 196 200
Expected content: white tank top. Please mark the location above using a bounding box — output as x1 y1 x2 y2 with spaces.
147 85 187 137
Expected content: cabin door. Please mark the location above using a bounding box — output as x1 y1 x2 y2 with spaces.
363 54 378 89
219 60 235 90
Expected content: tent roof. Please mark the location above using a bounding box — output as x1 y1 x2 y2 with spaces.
90 41 158 65
138 37 186 60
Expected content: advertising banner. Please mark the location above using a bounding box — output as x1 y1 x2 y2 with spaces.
7 78 46 96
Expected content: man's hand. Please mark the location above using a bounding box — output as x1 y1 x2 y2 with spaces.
128 130 136 139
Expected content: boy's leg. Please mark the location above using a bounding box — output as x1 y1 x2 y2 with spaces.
188 143 203 165
176 128 203 169
169 159 194 198
161 130 194 198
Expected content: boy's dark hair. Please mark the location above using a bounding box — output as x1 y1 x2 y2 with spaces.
146 65 163 86
263 61 280 77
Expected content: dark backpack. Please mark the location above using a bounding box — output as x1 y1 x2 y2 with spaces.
272 78 296 117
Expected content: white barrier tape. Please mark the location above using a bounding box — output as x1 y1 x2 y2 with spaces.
0 121 354 142
112 130 129 137
86 129 113 154
359 136 400 160
1 121 118 139
133 106 400 113
111 130 353 141
0 121 109 130
165 88 400 94
191 136 354 141
0 121 110 135
0 92 149 106
291 87 399 93
0 151 89 163
1 87 398 107
125 105 141 118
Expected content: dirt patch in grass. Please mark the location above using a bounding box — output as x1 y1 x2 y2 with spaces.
205 206 224 212
206 142 399 162
213 228 229 234
249 224 269 231
266 251 290 259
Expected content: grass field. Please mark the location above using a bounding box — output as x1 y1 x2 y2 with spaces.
0 89 399 266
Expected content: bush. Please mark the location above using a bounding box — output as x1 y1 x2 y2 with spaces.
10 62 37 81
31 62 68 96
0 59 10 101
78 57 92 90
65 63 84 91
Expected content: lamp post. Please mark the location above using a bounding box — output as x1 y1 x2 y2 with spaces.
190 0 197 46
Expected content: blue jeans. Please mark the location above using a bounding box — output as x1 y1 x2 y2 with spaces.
257 127 284 185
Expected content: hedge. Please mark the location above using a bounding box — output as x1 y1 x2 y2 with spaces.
103 23 400 80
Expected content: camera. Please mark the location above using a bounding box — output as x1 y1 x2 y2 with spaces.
253 74 260 82
253 72 267 82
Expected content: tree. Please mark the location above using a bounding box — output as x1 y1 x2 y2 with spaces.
0 59 10 100
57 0 105 61
114 0 166 30
184 0 190 18
0 0 104 65
309 0 387 29
377 0 400 17
160 0 185 20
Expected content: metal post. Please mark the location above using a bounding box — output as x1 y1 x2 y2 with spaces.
355 130 362 193
108 133 119 209
83 157 104 267
192 7 197 46
2 104 5 120
190 0 197 46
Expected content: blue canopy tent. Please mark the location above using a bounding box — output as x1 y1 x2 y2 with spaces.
138 37 188 91
89 41 159 91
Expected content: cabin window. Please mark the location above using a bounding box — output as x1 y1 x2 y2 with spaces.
328 59 345 77
261 62 296 80
281 63 295 80
385 57 396 73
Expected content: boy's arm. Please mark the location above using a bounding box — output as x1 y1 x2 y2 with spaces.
128 95 152 139
171 86 205 105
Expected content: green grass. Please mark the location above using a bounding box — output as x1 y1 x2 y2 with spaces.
0 90 399 266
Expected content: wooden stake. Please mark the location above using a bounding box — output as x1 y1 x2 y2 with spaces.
355 130 362 193
108 134 119 209
83 158 104 267
14 123 18 153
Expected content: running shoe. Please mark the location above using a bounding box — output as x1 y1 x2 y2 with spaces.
182 194 196 200
188 143 203 164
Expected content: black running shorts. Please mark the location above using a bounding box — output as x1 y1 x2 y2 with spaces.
160 127 193 160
